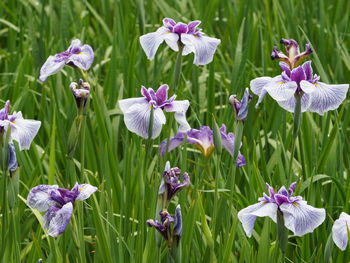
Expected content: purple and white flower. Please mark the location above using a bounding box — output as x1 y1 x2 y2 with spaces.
229 88 252 121
0 101 41 150
140 18 221 65
238 182 325 237
160 125 246 167
332 212 350 251
70 79 90 109
118 84 190 139
8 142 18 172
27 183 97 237
39 39 94 82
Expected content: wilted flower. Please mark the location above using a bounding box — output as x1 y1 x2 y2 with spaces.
229 88 252 121
271 38 312 69
70 79 90 109
158 161 190 202
250 61 349 115
332 212 350 251
160 125 246 167
39 39 94 82
238 182 325 237
27 183 97 237
147 205 182 244
0 101 41 150
118 84 190 139
140 18 221 65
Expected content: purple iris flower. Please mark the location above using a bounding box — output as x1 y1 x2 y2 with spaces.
160 125 246 167
27 183 97 237
332 212 350 251
238 182 325 237
158 161 190 202
147 205 182 242
70 79 90 109
251 40 349 115
140 18 221 65
0 101 41 150
8 142 18 172
39 39 94 82
229 88 252 121
118 84 190 139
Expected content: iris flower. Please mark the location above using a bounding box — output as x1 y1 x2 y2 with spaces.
0 101 41 150
39 39 94 82
250 39 349 115
118 84 190 139
8 142 18 172
229 88 252 121
140 18 221 65
160 125 246 167
238 182 325 237
27 183 97 237
332 212 350 251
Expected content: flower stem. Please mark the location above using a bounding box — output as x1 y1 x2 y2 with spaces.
173 43 184 92
277 209 288 255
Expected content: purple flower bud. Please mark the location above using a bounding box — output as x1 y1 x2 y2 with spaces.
163 165 190 201
229 88 252 121
70 79 90 109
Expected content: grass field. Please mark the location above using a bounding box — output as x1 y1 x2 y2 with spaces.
1 0 350 262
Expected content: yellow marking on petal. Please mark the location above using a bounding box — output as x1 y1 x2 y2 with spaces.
79 187 85 192
77 52 83 55
314 83 320 86
292 202 299 207
278 81 285 84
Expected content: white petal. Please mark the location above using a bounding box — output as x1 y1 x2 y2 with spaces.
250 77 274 107
123 102 166 139
46 202 73 237
279 201 326 236
73 184 98 201
299 80 317 94
67 44 94 70
277 93 312 113
264 78 297 102
180 34 221 65
140 27 179 60
27 185 59 212
332 212 350 251
118 97 147 113
9 113 41 150
164 100 190 132
39 55 66 82
306 82 349 115
238 202 278 237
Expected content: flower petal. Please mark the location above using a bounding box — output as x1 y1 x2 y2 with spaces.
67 44 94 70
156 84 169 104
279 201 325 236
39 55 67 82
164 100 190 132
9 112 41 150
140 27 179 59
173 205 182 237
123 102 166 139
332 212 350 251
250 77 274 107
73 184 98 201
159 132 186 156
180 34 221 65
27 185 60 212
118 97 147 113
8 141 18 172
264 78 297 102
305 81 349 115
220 124 246 167
238 202 278 238
44 202 73 237
277 93 312 112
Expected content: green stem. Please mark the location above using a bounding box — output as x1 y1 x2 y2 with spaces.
173 43 184 92
277 209 288 256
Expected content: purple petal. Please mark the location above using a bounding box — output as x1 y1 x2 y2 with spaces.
27 185 60 212
266 184 275 198
0 100 10 121
44 202 73 237
155 84 169 104
8 142 18 172
67 44 94 70
162 18 176 28
237 88 251 121
280 38 300 57
274 194 290 206
289 182 297 195
39 55 67 82
160 132 186 156
332 212 350 251
141 86 152 101
173 22 188 34
236 152 246 167
302 61 313 80
187 20 201 33
279 62 291 77
279 200 326 236
180 34 221 65
187 126 214 156
173 205 182 237
271 46 289 62
290 66 306 84
73 183 98 201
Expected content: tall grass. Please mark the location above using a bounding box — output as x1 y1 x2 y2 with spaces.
0 0 350 262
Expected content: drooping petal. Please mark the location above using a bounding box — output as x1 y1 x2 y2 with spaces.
159 132 186 156
220 124 246 167
123 102 166 139
164 100 190 132
9 112 41 150
39 55 67 82
27 185 60 212
250 77 274 107
279 201 326 236
67 44 94 70
118 97 148 113
304 82 349 115
277 93 312 112
73 184 98 201
44 202 73 237
180 34 221 65
140 27 179 60
263 78 297 102
238 202 278 238
332 212 350 251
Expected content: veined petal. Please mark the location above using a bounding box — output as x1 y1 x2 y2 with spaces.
73 184 98 201
279 201 326 236
39 55 66 82
123 102 166 139
180 34 221 65
140 27 179 59
306 82 349 115
118 97 147 113
67 44 94 70
164 100 190 132
238 202 278 238
277 93 312 113
44 202 73 237
250 77 274 107
159 132 186 156
9 113 41 150
332 212 350 251
27 185 60 212
264 79 297 102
